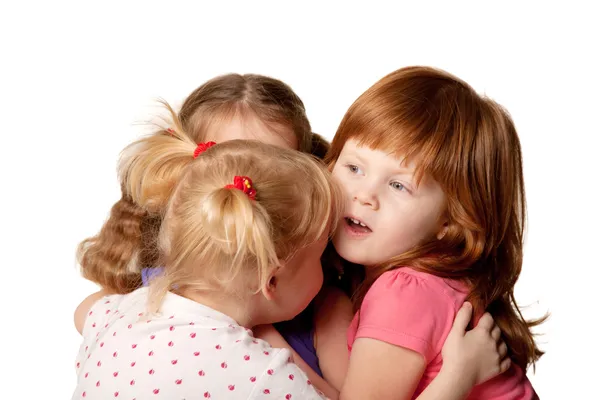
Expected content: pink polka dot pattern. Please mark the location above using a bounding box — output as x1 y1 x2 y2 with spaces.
73 288 324 399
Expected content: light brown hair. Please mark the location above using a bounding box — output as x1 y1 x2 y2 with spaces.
78 74 329 294
326 66 545 370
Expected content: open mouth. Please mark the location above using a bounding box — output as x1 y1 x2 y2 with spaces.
344 217 372 234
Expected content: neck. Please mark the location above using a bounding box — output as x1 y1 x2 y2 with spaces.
179 288 258 328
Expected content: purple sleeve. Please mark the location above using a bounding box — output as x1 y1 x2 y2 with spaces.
273 305 323 377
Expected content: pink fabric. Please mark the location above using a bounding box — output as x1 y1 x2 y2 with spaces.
347 268 537 399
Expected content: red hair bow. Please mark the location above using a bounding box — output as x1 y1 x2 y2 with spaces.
193 141 217 159
225 176 257 200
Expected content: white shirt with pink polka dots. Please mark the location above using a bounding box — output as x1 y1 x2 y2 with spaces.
73 287 325 399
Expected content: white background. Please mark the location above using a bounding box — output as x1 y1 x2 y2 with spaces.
1 1 598 398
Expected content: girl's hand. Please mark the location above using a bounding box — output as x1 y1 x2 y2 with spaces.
441 302 511 387
253 324 340 400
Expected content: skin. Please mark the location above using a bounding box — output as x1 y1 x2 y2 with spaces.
331 139 447 267
75 119 509 400
204 115 298 150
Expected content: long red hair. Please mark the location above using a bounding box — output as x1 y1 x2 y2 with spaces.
326 66 545 371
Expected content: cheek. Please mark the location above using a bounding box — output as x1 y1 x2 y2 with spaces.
331 164 345 180
305 264 323 298
308 260 322 281
331 170 352 199
384 228 420 254
383 213 433 250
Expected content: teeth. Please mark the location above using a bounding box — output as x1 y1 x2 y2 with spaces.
349 218 367 227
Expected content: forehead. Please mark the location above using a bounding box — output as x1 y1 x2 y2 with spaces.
341 139 416 170
206 115 297 150
285 233 328 266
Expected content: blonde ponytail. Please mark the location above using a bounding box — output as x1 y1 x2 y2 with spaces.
78 102 203 293
119 103 198 213
201 187 279 289
150 140 342 311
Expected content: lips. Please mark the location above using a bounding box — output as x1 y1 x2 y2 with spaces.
344 216 372 234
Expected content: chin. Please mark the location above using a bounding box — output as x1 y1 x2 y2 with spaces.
334 243 368 265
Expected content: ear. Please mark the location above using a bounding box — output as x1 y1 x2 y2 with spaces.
260 267 280 301
436 221 450 240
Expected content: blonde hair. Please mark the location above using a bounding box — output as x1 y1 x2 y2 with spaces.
77 74 330 294
120 108 341 311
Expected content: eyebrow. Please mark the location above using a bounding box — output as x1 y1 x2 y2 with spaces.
343 148 368 165
393 162 416 175
348 147 415 175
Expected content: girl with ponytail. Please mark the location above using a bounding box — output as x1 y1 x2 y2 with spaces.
73 116 340 398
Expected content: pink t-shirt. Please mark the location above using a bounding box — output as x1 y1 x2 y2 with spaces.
347 268 537 399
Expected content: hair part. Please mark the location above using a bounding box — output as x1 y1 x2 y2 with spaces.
179 73 313 152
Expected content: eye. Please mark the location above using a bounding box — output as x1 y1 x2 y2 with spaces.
346 164 362 174
390 181 406 191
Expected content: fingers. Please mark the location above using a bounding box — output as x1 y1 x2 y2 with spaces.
491 325 502 341
476 312 495 332
498 341 508 359
499 356 512 374
451 302 473 335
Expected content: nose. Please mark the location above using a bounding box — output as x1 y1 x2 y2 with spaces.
353 185 379 210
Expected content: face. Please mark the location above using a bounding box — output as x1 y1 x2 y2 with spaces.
331 139 447 267
206 115 298 150
268 233 327 322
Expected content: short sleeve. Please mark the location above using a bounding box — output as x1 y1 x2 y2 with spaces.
355 269 456 362
249 349 326 399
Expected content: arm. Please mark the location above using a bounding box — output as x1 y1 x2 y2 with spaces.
339 338 425 400
254 324 339 400
336 271 443 399
339 303 511 400
250 348 328 400
338 270 510 400
313 286 354 391
74 289 113 335
415 303 511 400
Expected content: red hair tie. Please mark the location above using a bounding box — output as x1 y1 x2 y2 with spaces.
225 176 257 200
193 141 217 159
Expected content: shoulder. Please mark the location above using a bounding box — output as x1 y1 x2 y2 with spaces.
356 268 466 361
217 332 323 399
248 346 325 399
366 268 465 310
